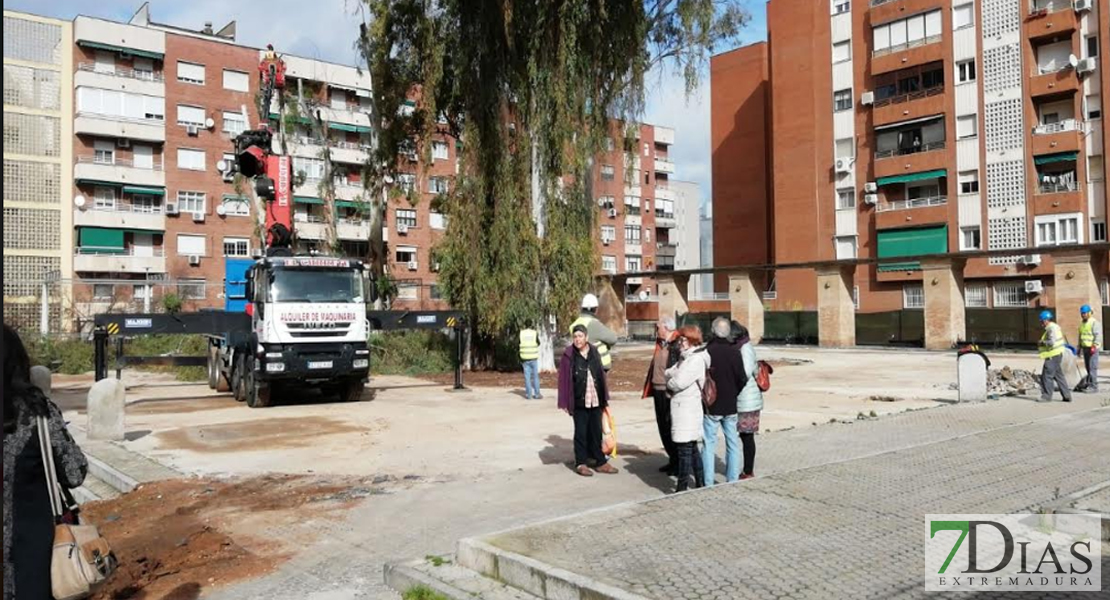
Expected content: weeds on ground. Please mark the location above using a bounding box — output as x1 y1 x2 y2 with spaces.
403 585 449 600
425 554 450 567
370 331 454 376
26 334 208 381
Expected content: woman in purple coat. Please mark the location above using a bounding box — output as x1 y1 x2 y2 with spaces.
557 324 618 477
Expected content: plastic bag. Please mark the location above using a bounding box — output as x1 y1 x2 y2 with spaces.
601 407 617 458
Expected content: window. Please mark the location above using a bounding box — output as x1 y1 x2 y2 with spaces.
602 255 617 273
177 234 206 256
134 144 154 169
1088 36 1099 59
177 105 205 127
178 279 206 300
222 69 249 92
835 235 857 259
1035 213 1082 246
834 89 853 112
222 197 250 217
959 170 979 194
1087 95 1102 120
956 114 978 139
965 284 988 308
222 237 250 257
93 186 116 210
836 188 855 209
953 3 974 30
132 284 151 300
601 165 615 180
835 137 855 159
76 87 165 121
92 283 114 300
832 1 850 15
626 255 642 272
428 177 449 194
872 10 943 55
1089 156 1105 182
853 286 860 311
832 40 851 63
993 282 1026 308
133 58 154 80
432 141 449 160
396 173 416 192
93 140 114 164
222 111 246 135
903 284 924 309
176 191 206 214
177 148 206 171
956 59 976 84
395 246 417 263
960 226 981 250
429 212 447 230
177 61 205 85
293 157 325 181
1103 279 1109 307
1092 220 1107 243
624 196 641 215
600 225 616 242
624 225 642 244
395 209 417 228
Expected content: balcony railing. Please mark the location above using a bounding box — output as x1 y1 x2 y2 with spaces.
876 195 947 212
1037 181 1079 194
76 246 165 256
874 140 946 159
873 34 942 58
77 155 165 170
77 62 163 82
872 85 944 108
1034 64 1072 76
332 140 373 151
870 0 898 6
85 198 164 214
76 111 165 125
625 206 642 216
1032 119 1080 135
654 210 675 219
1029 0 1071 15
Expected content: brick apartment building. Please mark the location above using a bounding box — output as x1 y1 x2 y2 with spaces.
712 0 1109 315
4 5 683 330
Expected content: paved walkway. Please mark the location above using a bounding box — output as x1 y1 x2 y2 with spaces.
200 395 1108 599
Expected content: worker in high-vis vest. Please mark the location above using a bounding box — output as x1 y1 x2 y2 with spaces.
569 293 618 371
1079 304 1102 393
1037 310 1072 403
519 323 542 400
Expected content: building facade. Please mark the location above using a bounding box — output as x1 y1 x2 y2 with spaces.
667 180 703 296
712 0 1109 314
4 10 74 331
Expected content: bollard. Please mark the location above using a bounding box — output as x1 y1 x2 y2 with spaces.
957 350 988 403
87 378 126 441
453 324 466 390
94 327 109 382
30 365 52 398
115 336 125 380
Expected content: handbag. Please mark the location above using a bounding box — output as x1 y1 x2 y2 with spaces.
755 360 774 393
696 367 717 408
37 417 118 600
600 407 617 458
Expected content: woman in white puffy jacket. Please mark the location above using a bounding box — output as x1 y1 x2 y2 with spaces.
665 324 710 492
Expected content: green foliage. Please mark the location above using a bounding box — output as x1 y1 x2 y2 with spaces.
402 586 449 600
161 293 184 314
369 331 455 376
25 337 95 375
25 335 209 381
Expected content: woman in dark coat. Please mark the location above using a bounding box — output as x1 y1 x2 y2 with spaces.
4 324 88 600
557 324 618 477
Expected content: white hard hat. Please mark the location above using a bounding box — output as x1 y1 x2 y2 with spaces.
581 293 599 310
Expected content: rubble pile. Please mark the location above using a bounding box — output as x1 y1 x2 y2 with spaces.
986 366 1039 396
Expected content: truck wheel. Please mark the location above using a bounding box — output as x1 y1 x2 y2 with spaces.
337 379 365 403
246 370 272 408
207 345 219 389
232 355 246 402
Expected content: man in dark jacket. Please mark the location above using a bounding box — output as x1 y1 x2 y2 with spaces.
642 317 682 474
702 317 745 486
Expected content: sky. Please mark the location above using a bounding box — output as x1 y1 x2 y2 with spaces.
10 0 769 208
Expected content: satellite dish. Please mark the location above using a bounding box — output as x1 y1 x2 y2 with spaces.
1068 54 1079 69
74 195 86 208
216 204 227 216
205 117 216 129
216 159 228 173
639 291 648 301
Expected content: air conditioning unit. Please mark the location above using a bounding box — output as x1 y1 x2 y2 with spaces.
165 203 179 215
116 138 131 148
864 194 879 205
860 91 875 106
1074 0 1093 12
608 208 618 218
397 223 409 234
602 238 610 246
835 158 853 174
864 182 878 193
1022 254 1042 265
186 124 200 136
407 261 418 271
222 172 235 183
1076 57 1097 75
192 211 205 222
188 255 201 266
1024 280 1044 294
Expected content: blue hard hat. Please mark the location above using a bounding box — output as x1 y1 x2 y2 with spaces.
1081 304 1092 314
1039 310 1053 321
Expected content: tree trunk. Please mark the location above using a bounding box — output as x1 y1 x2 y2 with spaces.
531 136 559 372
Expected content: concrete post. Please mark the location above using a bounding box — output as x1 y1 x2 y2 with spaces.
87 378 126 441
1053 250 1103 348
816 264 856 348
728 271 765 343
40 282 50 335
596 276 628 338
921 258 966 351
657 273 691 324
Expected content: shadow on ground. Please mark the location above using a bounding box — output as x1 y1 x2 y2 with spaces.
538 435 675 494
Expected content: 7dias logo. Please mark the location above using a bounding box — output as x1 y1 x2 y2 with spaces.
926 514 1102 592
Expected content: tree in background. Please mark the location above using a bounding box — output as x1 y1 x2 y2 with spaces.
358 0 747 369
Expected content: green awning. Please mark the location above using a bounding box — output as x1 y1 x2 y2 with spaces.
328 122 371 133
877 261 923 273
269 113 313 124
1034 151 1078 165
877 225 948 272
75 179 122 188
336 200 367 209
78 228 125 252
294 196 323 205
77 40 163 60
876 169 947 187
122 186 164 196
403 99 416 107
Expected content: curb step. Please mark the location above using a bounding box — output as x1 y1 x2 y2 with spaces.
72 473 122 504
385 557 541 600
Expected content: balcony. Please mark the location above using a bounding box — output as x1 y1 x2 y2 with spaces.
295 219 327 241
75 17 165 60
1037 180 1079 194
654 185 676 201
75 113 165 143
329 140 372 165
1028 66 1080 98
654 126 675 146
75 63 164 97
75 156 165 188
871 35 944 76
654 210 677 228
74 247 165 274
656 242 677 257
654 158 675 174
337 219 370 241
74 199 166 231
874 140 946 160
872 86 945 127
1031 118 1083 155
334 182 366 201
1024 1 1078 40
876 195 947 213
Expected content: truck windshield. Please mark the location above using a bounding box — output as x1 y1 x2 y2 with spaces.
270 269 363 304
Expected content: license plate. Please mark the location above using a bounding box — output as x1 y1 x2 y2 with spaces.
308 360 333 369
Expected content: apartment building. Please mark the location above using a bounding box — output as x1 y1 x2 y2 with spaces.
712 0 1109 313
3 11 74 331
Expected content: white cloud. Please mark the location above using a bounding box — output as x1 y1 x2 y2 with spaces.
643 66 711 206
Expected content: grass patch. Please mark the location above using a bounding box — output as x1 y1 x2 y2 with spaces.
402 585 449 600
424 554 450 567
370 331 455 376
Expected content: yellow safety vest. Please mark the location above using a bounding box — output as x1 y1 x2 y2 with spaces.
569 316 612 369
1079 318 1098 348
1039 322 1065 359
519 329 539 361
